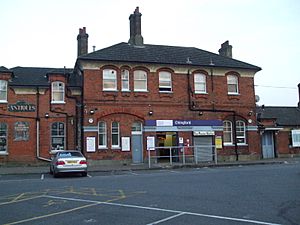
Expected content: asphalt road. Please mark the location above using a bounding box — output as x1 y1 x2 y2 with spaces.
0 163 299 225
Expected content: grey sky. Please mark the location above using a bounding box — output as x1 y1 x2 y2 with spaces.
0 0 299 106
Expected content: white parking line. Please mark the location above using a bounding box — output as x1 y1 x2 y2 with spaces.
41 174 44 180
146 212 186 225
44 195 282 225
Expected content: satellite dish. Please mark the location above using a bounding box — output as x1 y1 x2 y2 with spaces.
255 95 260 103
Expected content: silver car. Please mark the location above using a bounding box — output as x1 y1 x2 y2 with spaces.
50 150 88 177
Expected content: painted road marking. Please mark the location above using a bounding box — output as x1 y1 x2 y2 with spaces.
44 195 282 225
147 212 186 225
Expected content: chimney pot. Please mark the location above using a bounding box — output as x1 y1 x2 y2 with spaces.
77 27 89 57
218 40 232 58
128 7 144 46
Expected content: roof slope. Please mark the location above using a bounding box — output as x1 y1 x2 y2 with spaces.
79 42 261 71
257 106 300 126
9 67 79 86
0 66 11 73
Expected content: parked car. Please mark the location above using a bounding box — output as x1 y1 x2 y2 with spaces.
50 150 88 177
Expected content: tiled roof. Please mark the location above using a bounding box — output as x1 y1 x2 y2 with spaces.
79 42 261 71
0 66 11 73
9 67 79 86
257 106 300 126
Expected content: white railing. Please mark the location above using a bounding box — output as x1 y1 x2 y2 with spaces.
147 145 217 168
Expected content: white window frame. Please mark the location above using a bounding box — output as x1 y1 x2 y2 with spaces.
51 81 65 103
134 70 147 92
236 120 246 145
227 75 239 95
194 73 207 94
51 122 65 150
121 69 130 91
0 122 8 154
291 130 300 147
223 120 233 145
159 71 172 92
0 80 8 103
131 121 143 135
103 69 117 91
98 121 107 149
111 122 120 148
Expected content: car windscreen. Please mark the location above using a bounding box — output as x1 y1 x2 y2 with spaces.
58 152 83 158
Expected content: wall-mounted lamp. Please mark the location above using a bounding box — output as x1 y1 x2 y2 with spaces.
90 109 95 115
198 111 203 116
248 111 253 116
148 110 153 116
45 113 49 118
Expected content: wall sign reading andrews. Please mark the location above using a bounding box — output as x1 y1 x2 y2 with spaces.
8 101 36 112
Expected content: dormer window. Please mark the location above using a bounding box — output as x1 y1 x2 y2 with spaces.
51 81 65 103
0 80 8 103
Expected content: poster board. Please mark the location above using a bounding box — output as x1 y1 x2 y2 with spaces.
121 137 130 151
147 136 155 151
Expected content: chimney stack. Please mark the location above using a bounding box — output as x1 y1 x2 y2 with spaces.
128 7 144 46
218 40 232 58
298 83 300 108
77 27 89 57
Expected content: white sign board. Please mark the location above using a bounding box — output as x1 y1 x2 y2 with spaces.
86 137 96 152
121 137 130 151
147 136 155 151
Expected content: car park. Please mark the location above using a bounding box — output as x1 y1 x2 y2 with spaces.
50 150 88 177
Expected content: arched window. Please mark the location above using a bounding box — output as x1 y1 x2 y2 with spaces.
103 69 117 91
0 122 8 153
121 69 130 91
111 122 120 148
51 122 65 150
131 121 142 134
134 70 147 91
0 80 8 102
227 75 238 94
194 73 206 93
236 120 246 144
223 120 233 145
51 81 65 103
98 121 107 148
159 71 172 92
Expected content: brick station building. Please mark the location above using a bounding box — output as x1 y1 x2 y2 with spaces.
1 7 264 164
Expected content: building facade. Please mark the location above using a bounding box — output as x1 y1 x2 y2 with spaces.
1 7 265 164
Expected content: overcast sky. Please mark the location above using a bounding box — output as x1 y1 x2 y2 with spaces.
0 0 299 106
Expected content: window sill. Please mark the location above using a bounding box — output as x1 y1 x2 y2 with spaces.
112 147 121 150
0 100 8 104
98 147 108 150
51 101 65 104
0 152 8 156
228 93 240 96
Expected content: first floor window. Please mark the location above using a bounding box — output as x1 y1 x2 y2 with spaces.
159 71 172 92
236 120 246 144
134 70 147 91
121 69 130 91
103 69 117 91
111 122 120 148
227 75 239 95
98 121 107 148
223 120 232 145
0 122 7 153
0 80 7 102
194 73 206 93
291 130 300 147
51 81 65 103
14 121 29 141
51 122 65 150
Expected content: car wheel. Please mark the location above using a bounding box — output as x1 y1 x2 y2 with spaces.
82 172 87 177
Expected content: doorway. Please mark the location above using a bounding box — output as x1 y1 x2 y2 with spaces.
262 131 275 159
193 136 213 162
131 122 143 164
156 132 178 162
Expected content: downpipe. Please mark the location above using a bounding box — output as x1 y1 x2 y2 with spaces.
36 119 51 162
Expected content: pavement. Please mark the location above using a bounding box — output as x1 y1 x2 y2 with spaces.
0 157 299 175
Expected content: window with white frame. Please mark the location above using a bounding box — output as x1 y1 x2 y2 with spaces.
51 122 65 150
223 120 233 145
291 130 300 147
14 121 29 141
111 122 120 148
159 71 172 92
227 75 239 94
121 69 130 91
131 121 142 132
103 69 117 91
134 70 147 91
98 121 107 148
194 73 206 93
236 120 246 144
51 81 65 103
0 80 8 102
0 122 8 153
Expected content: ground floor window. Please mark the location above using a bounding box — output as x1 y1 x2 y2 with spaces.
51 122 65 150
111 121 120 148
0 122 7 153
291 130 300 147
98 121 107 148
223 120 232 145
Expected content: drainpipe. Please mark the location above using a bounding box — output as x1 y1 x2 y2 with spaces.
187 69 239 161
